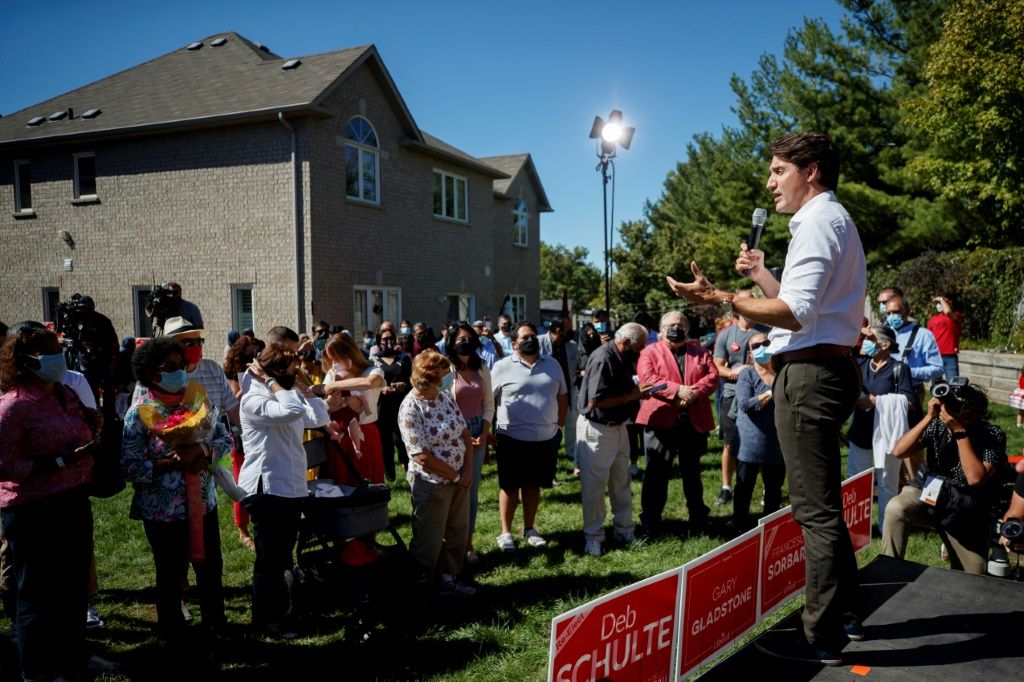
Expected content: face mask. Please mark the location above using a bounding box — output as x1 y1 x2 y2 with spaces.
183 345 203 365
363 338 374 348
594 322 608 334
400 326 411 335
886 313 904 330
314 338 327 352
455 339 476 356
440 372 454 393
29 353 67 384
517 336 540 356
275 372 297 390
752 346 772 365
158 369 188 393
935 304 943 313
665 326 686 343
861 340 878 357
878 302 887 315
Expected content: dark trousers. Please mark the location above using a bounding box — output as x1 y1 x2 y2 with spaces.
732 460 786 531
640 419 709 529
2 488 92 682
378 402 408 482
774 357 860 650
626 423 644 465
143 510 224 636
248 495 304 627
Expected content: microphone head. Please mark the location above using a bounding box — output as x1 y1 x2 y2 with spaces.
752 207 768 226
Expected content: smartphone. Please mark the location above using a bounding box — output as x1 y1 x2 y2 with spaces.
644 383 669 394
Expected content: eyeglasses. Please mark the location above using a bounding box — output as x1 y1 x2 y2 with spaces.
180 338 205 348
749 339 771 350
157 361 185 372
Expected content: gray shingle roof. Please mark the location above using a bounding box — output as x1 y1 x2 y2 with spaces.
479 153 553 212
0 33 375 147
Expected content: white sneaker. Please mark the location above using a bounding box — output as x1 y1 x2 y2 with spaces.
85 603 105 629
496 532 516 552
584 540 602 557
524 528 547 548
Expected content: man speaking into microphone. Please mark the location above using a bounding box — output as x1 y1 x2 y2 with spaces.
667 132 866 666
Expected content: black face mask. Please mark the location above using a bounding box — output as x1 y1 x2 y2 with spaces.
518 336 540 356
380 338 397 356
275 372 297 390
665 326 686 343
455 339 476 356
415 333 426 343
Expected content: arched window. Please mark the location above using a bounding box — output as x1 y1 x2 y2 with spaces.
344 116 379 203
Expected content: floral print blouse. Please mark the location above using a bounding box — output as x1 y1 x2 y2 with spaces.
121 389 232 522
398 390 467 485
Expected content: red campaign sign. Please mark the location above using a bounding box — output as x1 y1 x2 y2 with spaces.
843 468 874 553
678 527 763 679
758 506 806 617
549 568 681 682
757 469 876 616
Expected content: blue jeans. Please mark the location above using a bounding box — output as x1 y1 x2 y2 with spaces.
465 416 487 534
942 354 959 381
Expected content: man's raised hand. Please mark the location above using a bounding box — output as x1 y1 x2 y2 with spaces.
666 261 719 305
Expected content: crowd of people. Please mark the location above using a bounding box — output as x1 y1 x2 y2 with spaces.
1 132 1022 678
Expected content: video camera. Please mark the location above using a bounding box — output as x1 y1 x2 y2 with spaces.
54 293 97 365
932 376 970 417
990 517 1024 580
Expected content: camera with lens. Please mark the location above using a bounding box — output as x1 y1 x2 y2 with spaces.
145 284 169 321
932 376 970 417
990 517 1024 579
54 293 97 365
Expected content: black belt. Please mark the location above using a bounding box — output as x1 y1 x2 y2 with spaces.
585 415 623 427
771 344 852 372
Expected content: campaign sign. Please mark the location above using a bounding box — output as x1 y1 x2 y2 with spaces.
843 468 874 553
677 526 763 679
549 567 681 682
758 506 806 617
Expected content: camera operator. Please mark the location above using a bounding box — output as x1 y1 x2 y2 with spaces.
882 379 1007 574
998 460 1024 555
147 283 204 336
57 295 118 406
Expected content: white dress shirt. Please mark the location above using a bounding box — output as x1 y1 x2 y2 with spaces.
238 382 330 498
769 191 866 354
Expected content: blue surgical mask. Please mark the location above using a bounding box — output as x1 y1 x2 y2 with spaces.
886 313 904 330
861 340 878 357
400 326 411 335
935 304 943 313
29 353 68 384
752 346 772 365
594 322 608 333
440 372 454 393
158 369 188 393
878 302 887 315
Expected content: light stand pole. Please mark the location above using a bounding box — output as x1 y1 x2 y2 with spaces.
589 110 634 321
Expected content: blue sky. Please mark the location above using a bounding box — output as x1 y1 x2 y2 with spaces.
2 0 845 266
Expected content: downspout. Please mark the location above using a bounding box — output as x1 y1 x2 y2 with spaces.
278 112 306 333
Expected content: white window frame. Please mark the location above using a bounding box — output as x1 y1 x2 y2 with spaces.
42 287 59 323
353 285 402 334
344 116 380 205
446 292 475 323
132 286 156 338
433 169 469 223
513 197 529 246
14 160 32 213
231 284 255 333
73 152 97 200
510 294 527 323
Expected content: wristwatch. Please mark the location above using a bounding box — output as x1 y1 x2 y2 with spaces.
721 293 736 314
265 377 278 389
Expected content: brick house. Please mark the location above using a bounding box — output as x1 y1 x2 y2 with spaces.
0 33 551 344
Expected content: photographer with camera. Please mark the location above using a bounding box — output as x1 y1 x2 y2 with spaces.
997 460 1024 560
147 283 204 336
882 378 1008 574
56 294 118 404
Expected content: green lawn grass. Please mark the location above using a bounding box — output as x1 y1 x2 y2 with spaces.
2 404 1021 681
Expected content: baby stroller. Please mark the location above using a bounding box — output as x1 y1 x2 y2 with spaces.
292 431 412 644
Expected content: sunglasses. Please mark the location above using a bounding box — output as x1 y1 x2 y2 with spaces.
180 338 205 348
157 361 186 372
749 339 771 351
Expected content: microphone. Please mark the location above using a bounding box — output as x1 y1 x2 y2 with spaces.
741 208 768 277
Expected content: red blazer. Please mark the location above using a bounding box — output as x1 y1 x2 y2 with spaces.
635 340 719 432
